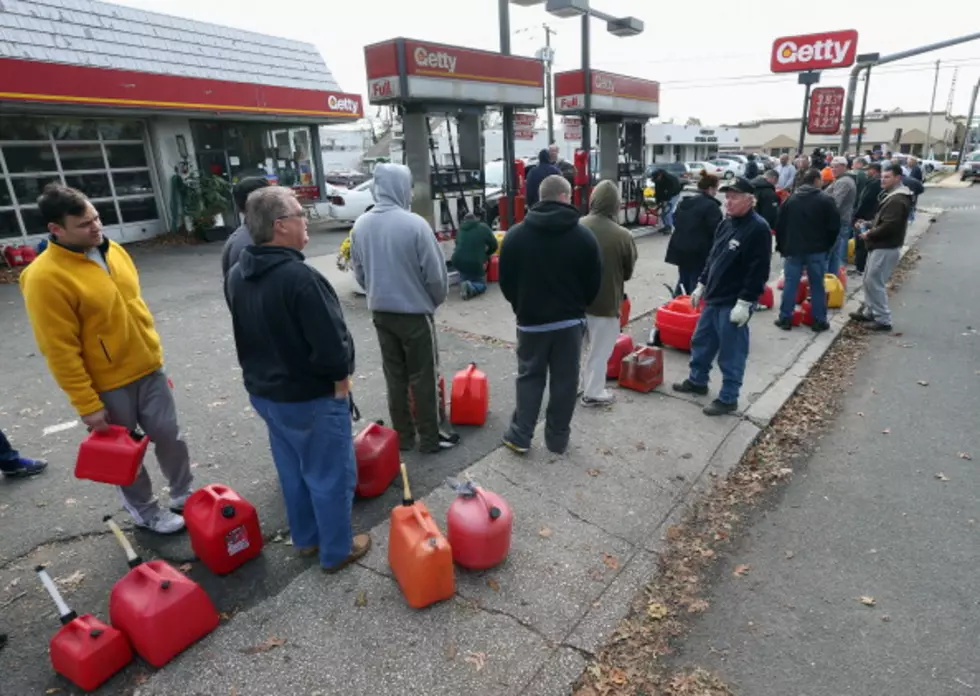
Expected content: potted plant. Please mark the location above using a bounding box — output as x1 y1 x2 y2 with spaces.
178 170 233 241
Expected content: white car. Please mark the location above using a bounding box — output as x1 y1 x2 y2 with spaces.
317 180 375 225
708 158 743 179
687 161 724 178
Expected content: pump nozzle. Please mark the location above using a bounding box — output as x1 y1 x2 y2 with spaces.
400 463 414 506
104 515 143 568
35 565 77 625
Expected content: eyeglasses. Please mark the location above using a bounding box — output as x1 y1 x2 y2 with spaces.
276 212 306 222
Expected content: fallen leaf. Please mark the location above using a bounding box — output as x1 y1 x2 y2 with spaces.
464 651 486 671
881 615 891 622
859 596 876 607
881 428 891 434
680 452 693 459
634 441 646 451
354 590 368 607
241 636 286 655
609 667 628 685
486 578 500 592
586 468 601 477
647 602 669 620
586 663 602 679
602 552 619 570
785 550 796 559
935 472 950 482
538 527 553 538
444 642 458 660
178 563 193 573
55 570 85 590
733 564 751 577
599 448 613 456
687 599 710 613
666 525 684 540
916 380 929 386
219 612 233 621
45 689 63 695
857 411 865 417
958 452 972 461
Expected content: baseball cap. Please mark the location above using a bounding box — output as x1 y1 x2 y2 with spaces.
719 176 755 194
831 156 849 167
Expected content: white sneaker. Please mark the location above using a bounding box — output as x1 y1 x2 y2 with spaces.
169 490 194 514
581 392 616 407
132 508 186 535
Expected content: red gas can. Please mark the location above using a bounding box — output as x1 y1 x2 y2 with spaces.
757 285 774 309
75 426 149 486
795 276 810 305
486 255 500 282
800 300 814 326
354 421 400 498
620 294 631 329
450 362 489 427
105 517 219 668
791 307 804 326
606 334 635 380
3 245 25 267
446 480 513 571
409 375 446 423
618 346 664 393
184 485 264 575
36 566 132 692
20 245 37 264
654 296 702 351
837 266 847 291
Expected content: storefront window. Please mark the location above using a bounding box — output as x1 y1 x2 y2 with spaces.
0 116 159 240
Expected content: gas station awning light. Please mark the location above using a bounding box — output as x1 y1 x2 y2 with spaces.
606 16 643 38
545 0 590 18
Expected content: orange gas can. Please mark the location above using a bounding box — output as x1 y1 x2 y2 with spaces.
757 285 774 309
75 426 149 486
450 363 489 427
618 346 664 393
388 464 455 609
620 294 631 329
183 485 263 575
606 334 635 380
653 296 702 351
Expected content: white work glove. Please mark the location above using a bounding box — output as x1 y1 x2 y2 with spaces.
730 299 753 327
690 283 705 308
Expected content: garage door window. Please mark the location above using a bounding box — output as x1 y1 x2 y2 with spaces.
0 117 159 240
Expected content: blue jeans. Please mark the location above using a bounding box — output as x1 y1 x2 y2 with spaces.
460 272 487 296
663 194 681 228
0 428 20 469
675 267 703 298
250 394 356 568
780 253 827 324
688 304 750 405
826 224 851 274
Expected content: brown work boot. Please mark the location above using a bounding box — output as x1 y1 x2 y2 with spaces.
296 545 319 558
323 533 372 574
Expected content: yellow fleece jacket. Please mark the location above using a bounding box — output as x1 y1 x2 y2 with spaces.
19 240 163 416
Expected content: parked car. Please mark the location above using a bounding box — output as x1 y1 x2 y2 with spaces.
644 161 697 189
686 161 724 178
961 151 980 181
320 180 375 225
708 158 742 178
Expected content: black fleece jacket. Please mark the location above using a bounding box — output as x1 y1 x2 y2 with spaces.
226 245 355 402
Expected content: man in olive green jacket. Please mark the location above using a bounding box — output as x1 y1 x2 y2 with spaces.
579 180 638 405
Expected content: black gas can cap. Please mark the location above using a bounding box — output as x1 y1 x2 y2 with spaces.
89 628 104 639
221 504 236 519
160 580 171 590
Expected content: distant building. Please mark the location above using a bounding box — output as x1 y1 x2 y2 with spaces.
319 124 375 173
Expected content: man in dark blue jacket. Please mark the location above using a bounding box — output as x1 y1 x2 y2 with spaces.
524 149 561 209
673 177 772 416
226 186 369 573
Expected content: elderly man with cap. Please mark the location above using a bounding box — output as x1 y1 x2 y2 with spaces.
672 177 771 416
824 156 856 275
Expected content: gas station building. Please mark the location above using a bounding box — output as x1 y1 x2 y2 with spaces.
0 0 361 244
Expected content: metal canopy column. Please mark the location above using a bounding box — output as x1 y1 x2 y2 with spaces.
597 119 619 182
402 106 433 224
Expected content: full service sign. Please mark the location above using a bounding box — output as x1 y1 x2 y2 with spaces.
807 87 846 135
771 30 858 73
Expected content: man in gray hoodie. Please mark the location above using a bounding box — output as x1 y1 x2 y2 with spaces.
824 156 856 274
350 164 458 453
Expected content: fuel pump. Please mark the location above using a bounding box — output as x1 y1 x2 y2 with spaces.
618 121 646 226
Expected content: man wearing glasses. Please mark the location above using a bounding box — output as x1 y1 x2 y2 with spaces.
226 187 369 573
20 185 193 534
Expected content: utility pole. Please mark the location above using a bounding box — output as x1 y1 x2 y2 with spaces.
855 66 872 154
924 60 940 159
498 0 516 228
543 24 557 145
955 78 979 172
839 32 980 154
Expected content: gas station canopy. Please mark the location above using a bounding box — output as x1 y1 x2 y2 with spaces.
364 39 545 108
554 69 660 119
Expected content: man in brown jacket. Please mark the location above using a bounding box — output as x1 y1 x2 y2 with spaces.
579 180 638 406
850 163 911 332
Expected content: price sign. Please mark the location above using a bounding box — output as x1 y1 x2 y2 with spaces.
807 86 845 135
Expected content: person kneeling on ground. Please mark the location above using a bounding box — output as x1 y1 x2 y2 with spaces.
850 164 912 332
226 186 370 573
673 177 772 416
580 180 638 407
451 212 498 300
499 175 601 454
773 168 841 333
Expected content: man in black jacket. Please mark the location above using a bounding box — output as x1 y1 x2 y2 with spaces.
673 177 771 416
752 169 780 229
652 168 682 233
499 175 602 454
221 176 270 280
773 169 841 332
744 153 760 180
524 149 562 209
226 186 369 573
852 162 882 273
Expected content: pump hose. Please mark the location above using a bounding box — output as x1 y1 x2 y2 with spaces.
444 116 470 217
425 117 456 235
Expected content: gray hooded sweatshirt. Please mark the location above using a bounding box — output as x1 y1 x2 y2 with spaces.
350 164 448 314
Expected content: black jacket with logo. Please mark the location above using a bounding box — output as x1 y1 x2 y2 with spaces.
699 211 772 307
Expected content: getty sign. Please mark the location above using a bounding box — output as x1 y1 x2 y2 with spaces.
770 29 859 73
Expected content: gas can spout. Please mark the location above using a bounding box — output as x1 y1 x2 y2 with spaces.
400 463 414 506
104 515 143 568
35 565 77 624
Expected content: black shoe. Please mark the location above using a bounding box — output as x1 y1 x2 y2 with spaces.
811 320 831 332
866 322 893 332
849 311 872 322
502 438 529 455
703 399 737 416
419 431 460 454
0 457 48 478
672 379 709 396
773 317 793 331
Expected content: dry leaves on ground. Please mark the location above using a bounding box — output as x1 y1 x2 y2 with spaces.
354 590 368 607
486 578 500 592
241 636 286 655
935 472 950 481
732 564 751 577
858 596 877 607
55 571 85 591
602 553 620 570
958 452 972 460
538 527 554 538
464 651 487 671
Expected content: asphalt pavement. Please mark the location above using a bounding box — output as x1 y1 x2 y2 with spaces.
674 185 980 695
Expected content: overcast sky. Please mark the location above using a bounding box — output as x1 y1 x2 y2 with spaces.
115 0 980 124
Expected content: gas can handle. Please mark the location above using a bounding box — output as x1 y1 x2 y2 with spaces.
129 428 146 441
35 566 77 624
104 515 143 568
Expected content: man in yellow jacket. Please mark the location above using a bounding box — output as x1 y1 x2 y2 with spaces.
20 185 192 534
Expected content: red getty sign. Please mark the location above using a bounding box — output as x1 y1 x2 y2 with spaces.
554 69 660 102
807 87 846 135
364 39 543 87
771 30 858 73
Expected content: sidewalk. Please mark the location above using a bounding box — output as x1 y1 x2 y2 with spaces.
138 217 933 696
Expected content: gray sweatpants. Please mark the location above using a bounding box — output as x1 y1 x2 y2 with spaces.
99 369 193 519
505 323 585 453
862 247 901 326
